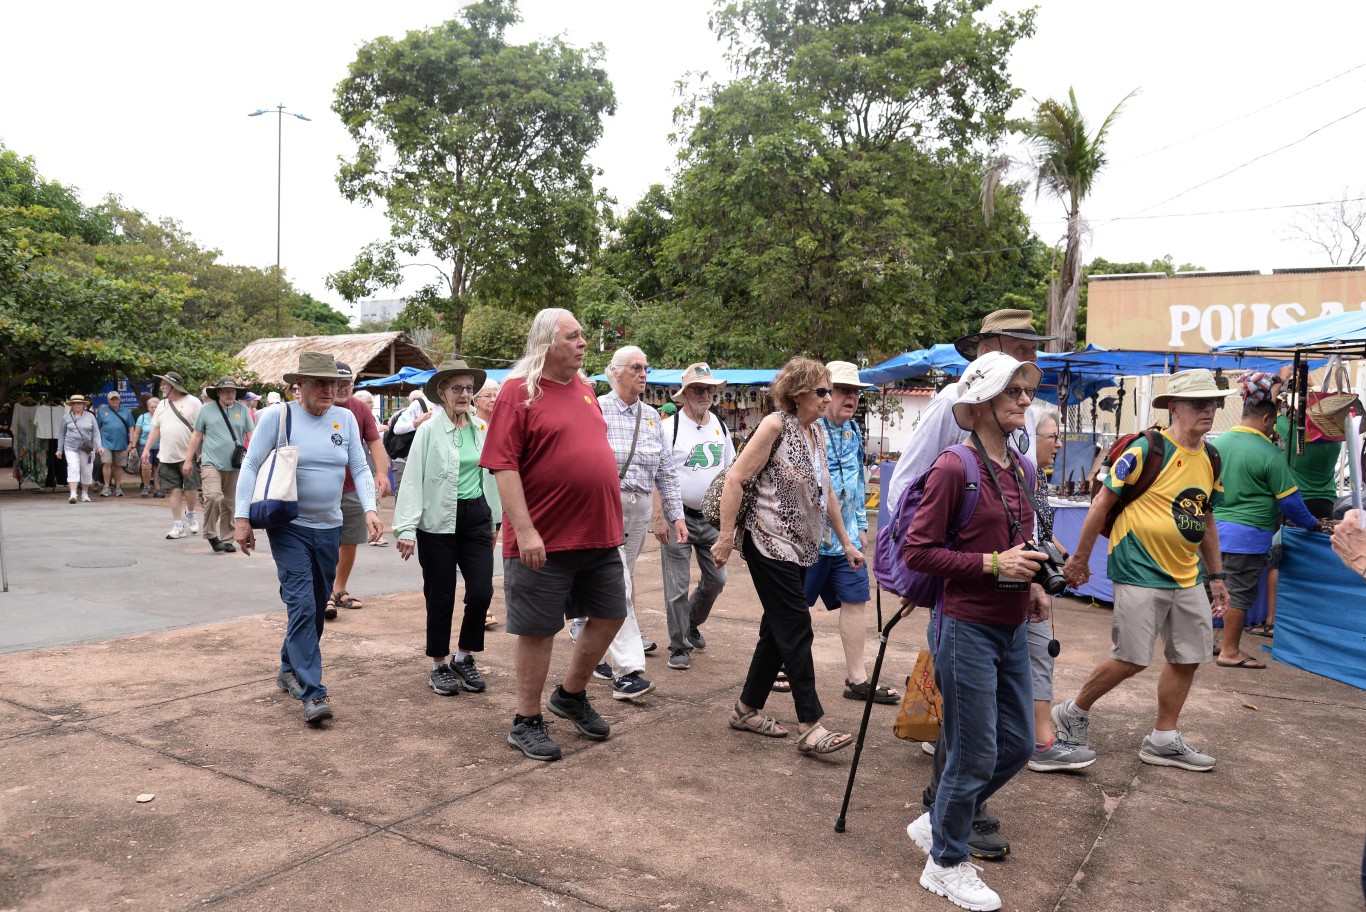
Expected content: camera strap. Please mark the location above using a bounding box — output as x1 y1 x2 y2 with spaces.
970 430 1024 546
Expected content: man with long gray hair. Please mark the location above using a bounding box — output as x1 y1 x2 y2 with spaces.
481 308 628 761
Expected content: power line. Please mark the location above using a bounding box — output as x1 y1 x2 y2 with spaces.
1029 195 1366 226
1121 60 1366 164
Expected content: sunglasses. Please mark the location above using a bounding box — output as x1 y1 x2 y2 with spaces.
811 388 834 398
684 385 713 395
1001 386 1038 400
1181 398 1222 411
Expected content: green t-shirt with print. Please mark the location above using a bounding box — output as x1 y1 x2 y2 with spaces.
1214 426 1301 531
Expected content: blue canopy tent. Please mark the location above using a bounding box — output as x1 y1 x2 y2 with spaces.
860 345 1113 405
359 367 512 391
589 368 780 386
1213 308 1366 358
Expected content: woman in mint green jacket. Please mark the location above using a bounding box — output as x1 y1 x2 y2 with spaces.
394 360 503 697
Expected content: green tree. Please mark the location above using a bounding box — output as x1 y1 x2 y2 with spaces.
984 87 1136 351
0 143 117 245
658 0 1039 364
329 0 617 354
461 304 531 365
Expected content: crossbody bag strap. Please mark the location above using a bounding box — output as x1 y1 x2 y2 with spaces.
970 430 1024 545
168 398 195 433
618 400 645 480
217 401 240 445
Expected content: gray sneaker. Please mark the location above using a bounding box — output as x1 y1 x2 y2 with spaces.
303 697 333 724
1139 733 1215 771
1029 739 1098 772
687 626 707 650
1051 701 1090 748
508 715 562 761
276 670 304 700
668 649 691 670
547 686 611 740
428 663 462 696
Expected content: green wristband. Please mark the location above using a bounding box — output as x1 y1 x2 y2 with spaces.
992 551 999 577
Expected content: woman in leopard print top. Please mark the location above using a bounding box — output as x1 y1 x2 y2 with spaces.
712 357 864 755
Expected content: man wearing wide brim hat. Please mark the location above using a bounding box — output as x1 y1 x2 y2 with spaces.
883 308 1055 862
231 350 383 726
1054 368 1234 776
659 361 736 669
184 378 252 554
143 370 203 540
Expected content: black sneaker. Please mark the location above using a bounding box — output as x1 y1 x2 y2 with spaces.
641 637 658 654
688 627 707 650
208 537 226 553
919 800 1010 860
547 686 611 740
508 714 562 761
221 541 237 553
451 655 486 693
429 663 462 696
611 670 655 701
592 662 613 681
303 697 333 725
276 669 304 700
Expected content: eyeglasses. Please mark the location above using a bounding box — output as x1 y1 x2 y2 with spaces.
442 385 476 395
684 385 713 395
832 386 862 397
1001 386 1038 401
811 388 834 398
624 364 649 374
1042 433 1062 442
1182 398 1221 411
303 379 339 388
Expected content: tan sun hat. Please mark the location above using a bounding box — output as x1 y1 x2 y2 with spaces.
66 394 90 407
827 360 873 390
1151 369 1237 410
424 359 487 403
153 371 190 394
282 352 343 385
951 351 1043 430
671 362 727 402
954 309 1057 359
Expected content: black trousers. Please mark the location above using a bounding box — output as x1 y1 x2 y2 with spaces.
739 534 824 724
416 496 494 658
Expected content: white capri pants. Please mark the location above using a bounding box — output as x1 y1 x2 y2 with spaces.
64 450 95 485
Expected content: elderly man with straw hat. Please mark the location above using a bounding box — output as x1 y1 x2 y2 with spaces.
1056 369 1233 772
185 378 254 554
142 371 203 540
656 362 735 669
233 352 383 726
886 307 1055 862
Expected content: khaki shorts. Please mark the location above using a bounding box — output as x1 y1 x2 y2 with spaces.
157 459 201 492
1110 582 1213 666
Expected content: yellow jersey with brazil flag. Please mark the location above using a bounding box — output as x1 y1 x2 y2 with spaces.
1103 429 1223 589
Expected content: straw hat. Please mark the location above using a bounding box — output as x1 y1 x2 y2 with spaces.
282 352 344 385
671 362 727 402
66 394 90 407
423 359 487 403
827 360 873 390
951 351 1043 430
954 309 1058 359
1152 370 1238 409
153 371 189 394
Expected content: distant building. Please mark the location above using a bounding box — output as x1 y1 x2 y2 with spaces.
358 298 407 325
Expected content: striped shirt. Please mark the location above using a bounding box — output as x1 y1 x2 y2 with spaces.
598 391 683 522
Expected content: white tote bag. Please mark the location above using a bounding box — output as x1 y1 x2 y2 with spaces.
248 404 299 529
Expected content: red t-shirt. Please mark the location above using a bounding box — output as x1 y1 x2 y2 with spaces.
902 446 1036 626
480 375 624 558
342 397 381 493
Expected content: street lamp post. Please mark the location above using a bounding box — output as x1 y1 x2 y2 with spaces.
248 103 311 332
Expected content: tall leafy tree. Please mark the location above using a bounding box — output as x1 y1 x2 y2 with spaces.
983 86 1135 351
661 0 1039 364
329 0 616 354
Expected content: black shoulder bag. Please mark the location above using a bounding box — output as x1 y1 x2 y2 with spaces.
218 402 245 469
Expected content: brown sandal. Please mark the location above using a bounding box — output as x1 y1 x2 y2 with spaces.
729 703 788 738
796 724 853 755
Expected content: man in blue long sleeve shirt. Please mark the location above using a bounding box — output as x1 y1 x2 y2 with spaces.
233 352 382 725
1214 373 1329 670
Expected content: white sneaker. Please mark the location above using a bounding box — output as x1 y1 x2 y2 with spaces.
920 857 1001 911
166 521 186 540
69 493 78 504
922 740 937 756
907 812 933 855
80 491 91 502
185 512 200 534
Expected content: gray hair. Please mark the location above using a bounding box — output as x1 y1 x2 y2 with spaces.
607 345 647 379
1034 405 1061 435
510 307 576 407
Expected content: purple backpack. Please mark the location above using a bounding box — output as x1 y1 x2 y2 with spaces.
873 444 1035 606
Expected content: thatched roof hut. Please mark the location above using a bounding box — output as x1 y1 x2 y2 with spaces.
236 332 434 387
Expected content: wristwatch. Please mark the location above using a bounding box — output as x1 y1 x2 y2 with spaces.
1207 572 1227 581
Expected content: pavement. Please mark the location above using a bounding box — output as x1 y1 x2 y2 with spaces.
1 484 1364 911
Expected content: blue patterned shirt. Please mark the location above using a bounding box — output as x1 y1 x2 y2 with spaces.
818 417 867 556
598 391 683 522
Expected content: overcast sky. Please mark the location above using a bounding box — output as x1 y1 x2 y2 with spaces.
5 1 1366 320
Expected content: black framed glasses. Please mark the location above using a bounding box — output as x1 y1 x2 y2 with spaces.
811 387 834 398
442 384 476 395
1001 386 1038 401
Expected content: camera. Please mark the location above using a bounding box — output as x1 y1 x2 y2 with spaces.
1027 539 1068 596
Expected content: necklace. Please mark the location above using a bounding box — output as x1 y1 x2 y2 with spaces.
453 419 470 448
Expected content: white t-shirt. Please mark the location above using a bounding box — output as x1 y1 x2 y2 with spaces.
663 410 736 510
153 395 202 461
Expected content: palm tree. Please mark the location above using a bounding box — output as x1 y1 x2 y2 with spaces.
983 87 1136 351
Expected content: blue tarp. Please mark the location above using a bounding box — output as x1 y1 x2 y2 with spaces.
1052 344 1303 375
1271 527 1366 690
589 368 779 386
358 367 512 389
859 345 1112 405
1214 308 1366 355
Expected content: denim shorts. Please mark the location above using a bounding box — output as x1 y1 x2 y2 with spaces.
802 552 871 610
503 547 627 637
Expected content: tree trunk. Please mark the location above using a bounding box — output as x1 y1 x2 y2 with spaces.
1048 208 1084 352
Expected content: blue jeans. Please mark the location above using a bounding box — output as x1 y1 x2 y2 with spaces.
267 523 341 702
931 613 1033 866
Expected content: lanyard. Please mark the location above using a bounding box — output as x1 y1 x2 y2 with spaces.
970 430 1024 546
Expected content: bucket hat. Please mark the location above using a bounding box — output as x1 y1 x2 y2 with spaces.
1152 369 1237 410
282 352 344 385
951 351 1043 430
671 362 727 402
827 360 873 390
153 372 189 394
423 359 487 404
954 309 1058 360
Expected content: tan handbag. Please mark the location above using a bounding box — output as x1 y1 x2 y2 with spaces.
893 648 943 743
1307 354 1356 442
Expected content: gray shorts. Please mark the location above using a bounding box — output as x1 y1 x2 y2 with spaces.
339 491 366 545
503 547 627 637
157 459 200 492
1221 550 1267 611
1111 582 1213 666
1026 617 1054 701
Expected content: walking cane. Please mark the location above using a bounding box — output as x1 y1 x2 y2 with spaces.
835 609 905 833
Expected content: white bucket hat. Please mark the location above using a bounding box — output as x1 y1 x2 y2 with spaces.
671 362 728 402
951 351 1043 430
827 360 873 389
1151 369 1237 409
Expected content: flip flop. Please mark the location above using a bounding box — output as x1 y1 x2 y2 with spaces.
1216 656 1267 670
1248 623 1274 638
